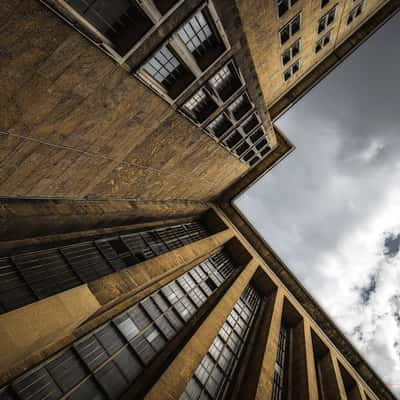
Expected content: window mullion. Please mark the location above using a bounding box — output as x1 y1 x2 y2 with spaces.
138 0 162 23
170 35 203 78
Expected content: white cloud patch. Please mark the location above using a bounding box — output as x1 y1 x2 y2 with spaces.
235 12 400 398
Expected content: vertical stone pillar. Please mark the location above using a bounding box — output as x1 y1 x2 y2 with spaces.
331 354 348 400
316 350 343 399
145 259 259 400
255 287 285 399
303 321 319 400
358 383 368 400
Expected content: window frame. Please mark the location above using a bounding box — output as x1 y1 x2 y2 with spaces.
317 5 337 34
347 1 365 26
283 59 301 82
315 30 332 53
279 13 302 46
40 0 185 64
276 0 299 18
281 38 301 66
136 2 231 105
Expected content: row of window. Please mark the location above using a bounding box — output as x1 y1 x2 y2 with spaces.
0 221 209 314
137 9 271 166
0 252 235 400
279 1 365 83
180 285 261 400
42 1 271 167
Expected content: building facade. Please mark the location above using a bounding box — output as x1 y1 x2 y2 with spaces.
0 0 399 399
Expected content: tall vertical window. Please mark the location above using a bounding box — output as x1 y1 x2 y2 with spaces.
177 10 226 71
279 14 301 45
141 45 195 99
347 1 364 25
180 285 261 400
276 0 299 18
2 252 236 399
281 39 300 65
318 6 336 34
272 326 289 400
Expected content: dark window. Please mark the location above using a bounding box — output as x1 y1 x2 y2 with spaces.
0 257 36 313
12 249 80 299
315 31 331 53
142 45 195 99
321 0 330 7
282 39 300 66
235 141 250 157
180 286 261 400
207 113 233 139
183 89 218 123
209 63 242 102
228 93 252 121
318 7 336 33
224 131 243 149
280 14 301 45
242 113 260 134
250 128 264 143
347 2 364 25
108 238 130 254
64 0 154 55
277 0 299 18
177 10 225 71
243 150 255 162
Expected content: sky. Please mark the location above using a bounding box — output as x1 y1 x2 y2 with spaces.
235 11 400 397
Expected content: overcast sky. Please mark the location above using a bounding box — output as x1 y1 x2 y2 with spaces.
236 12 400 397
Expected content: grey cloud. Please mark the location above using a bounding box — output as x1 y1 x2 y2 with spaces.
359 274 378 305
384 233 400 258
236 12 400 398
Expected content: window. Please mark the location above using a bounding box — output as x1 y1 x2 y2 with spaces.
177 10 226 71
315 31 331 53
279 14 301 45
180 286 261 400
241 113 261 134
347 1 364 25
321 0 331 7
53 0 155 56
183 89 218 123
141 45 195 100
276 0 299 18
208 62 243 102
4 251 235 400
272 326 289 400
227 93 253 121
283 60 300 81
207 113 233 139
282 39 300 65
318 6 336 34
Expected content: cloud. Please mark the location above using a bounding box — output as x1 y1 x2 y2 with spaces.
235 12 400 398
384 233 400 258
